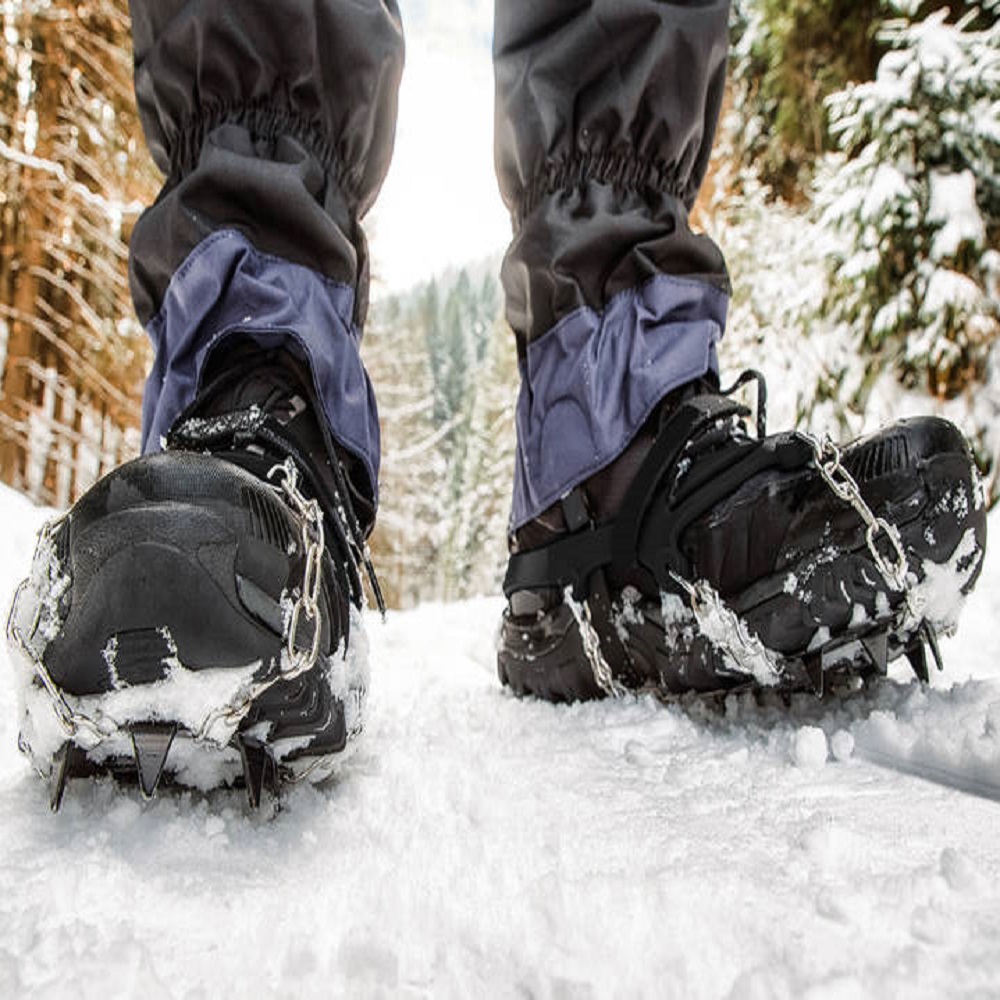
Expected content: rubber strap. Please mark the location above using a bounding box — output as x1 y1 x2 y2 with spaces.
637 432 813 581
610 393 747 578
504 394 814 598
504 394 744 597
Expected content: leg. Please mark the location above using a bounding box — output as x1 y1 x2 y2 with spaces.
494 0 731 529
130 0 404 515
9 0 403 806
494 1 987 701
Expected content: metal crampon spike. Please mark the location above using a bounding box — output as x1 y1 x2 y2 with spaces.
905 639 930 684
131 723 178 799
803 653 824 695
50 742 86 813
862 631 889 676
922 620 945 673
237 735 278 810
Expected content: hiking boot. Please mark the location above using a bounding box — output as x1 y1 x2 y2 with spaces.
498 371 988 702
7 344 382 810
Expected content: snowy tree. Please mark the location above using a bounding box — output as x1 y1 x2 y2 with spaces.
435 307 516 602
819 3 1000 400
0 0 156 503
362 293 442 609
728 0 880 196
364 264 516 607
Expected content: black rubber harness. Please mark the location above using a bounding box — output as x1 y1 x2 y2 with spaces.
504 391 814 600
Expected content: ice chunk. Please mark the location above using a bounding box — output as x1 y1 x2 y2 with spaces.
793 726 829 768
831 730 855 762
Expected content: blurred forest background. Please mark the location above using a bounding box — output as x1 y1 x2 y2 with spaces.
1 0 998 607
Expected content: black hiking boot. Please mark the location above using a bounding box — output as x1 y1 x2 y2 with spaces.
7 344 382 810
498 371 988 702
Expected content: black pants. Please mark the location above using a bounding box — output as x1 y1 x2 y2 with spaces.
129 0 730 528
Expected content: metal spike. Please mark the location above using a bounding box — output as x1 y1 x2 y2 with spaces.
50 742 73 813
131 723 177 799
922 621 945 673
50 743 88 813
237 735 276 810
862 631 889 675
820 644 844 670
905 640 929 684
803 653 824 696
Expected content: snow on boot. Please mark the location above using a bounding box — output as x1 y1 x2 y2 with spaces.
498 371 988 702
7 345 382 809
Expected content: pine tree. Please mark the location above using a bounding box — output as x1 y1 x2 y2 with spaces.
364 264 515 607
728 0 991 197
729 0 880 196
819 2 1000 399
437 305 516 601
363 292 442 609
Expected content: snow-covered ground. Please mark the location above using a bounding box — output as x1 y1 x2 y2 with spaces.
1 483 999 999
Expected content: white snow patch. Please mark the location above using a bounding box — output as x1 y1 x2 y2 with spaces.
831 729 855 762
922 267 983 315
660 591 692 628
808 626 832 651
16 651 263 769
905 527 983 632
928 170 985 260
685 584 782 686
861 162 912 221
793 726 829 768
854 684 1000 801
613 586 646 644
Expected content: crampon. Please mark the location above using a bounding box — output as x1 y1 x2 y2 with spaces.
499 371 987 702
7 346 383 811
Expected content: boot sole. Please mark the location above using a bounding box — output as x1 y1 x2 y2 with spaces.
8 452 367 807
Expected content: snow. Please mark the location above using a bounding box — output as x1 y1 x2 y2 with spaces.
927 170 985 261
792 726 829 769
903 526 984 636
922 267 985 316
860 161 912 222
682 579 783 686
1 484 1000 997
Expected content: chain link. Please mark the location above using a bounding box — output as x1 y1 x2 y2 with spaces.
189 458 331 741
573 430 915 688
664 434 913 680
563 588 631 698
808 434 910 593
7 582 118 744
268 457 326 678
665 435 913 679
668 572 784 684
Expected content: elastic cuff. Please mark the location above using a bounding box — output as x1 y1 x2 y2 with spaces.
171 99 352 199
142 229 380 503
510 273 728 530
516 151 691 229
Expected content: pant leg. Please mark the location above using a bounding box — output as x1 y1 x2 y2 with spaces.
494 0 731 529
129 0 404 505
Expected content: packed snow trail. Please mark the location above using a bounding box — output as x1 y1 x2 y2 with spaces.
1 483 999 998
